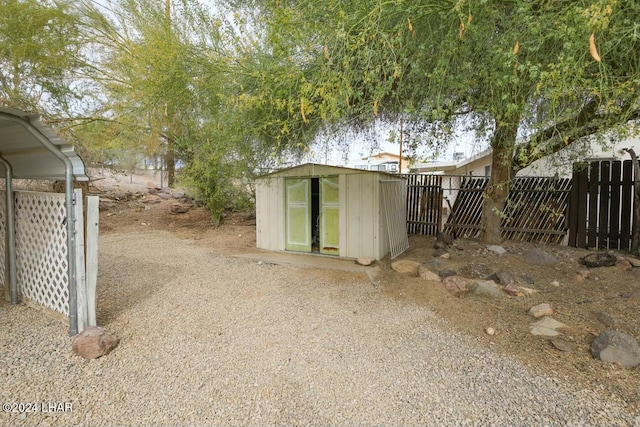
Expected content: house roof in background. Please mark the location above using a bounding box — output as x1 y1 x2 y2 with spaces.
414 148 492 173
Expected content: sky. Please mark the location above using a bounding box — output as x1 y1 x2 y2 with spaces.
303 122 489 168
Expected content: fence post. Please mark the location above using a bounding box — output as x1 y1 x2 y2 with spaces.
85 196 99 327
73 189 87 333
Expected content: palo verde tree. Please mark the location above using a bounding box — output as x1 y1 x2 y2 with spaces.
0 0 88 117
80 0 211 187
240 0 640 243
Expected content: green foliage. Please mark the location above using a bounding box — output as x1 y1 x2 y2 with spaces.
0 0 85 115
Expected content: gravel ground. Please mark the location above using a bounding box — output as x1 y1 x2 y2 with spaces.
1 230 638 426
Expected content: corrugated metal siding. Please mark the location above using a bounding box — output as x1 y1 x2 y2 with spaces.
256 167 405 260
343 173 379 259
256 177 285 251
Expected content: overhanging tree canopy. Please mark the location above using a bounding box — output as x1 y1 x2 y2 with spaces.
238 0 640 242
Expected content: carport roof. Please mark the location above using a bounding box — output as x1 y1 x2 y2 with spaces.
0 107 88 181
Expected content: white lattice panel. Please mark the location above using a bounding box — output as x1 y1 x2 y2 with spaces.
15 191 68 315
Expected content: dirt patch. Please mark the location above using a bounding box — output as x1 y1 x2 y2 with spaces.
379 236 640 410
92 170 639 410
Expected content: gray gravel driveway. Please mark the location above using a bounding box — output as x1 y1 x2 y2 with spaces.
0 230 637 426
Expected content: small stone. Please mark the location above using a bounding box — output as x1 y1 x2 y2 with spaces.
525 248 558 265
471 280 502 299
356 258 375 266
590 330 640 368
503 283 525 297
433 241 448 250
626 257 640 268
432 249 448 258
436 232 454 246
141 197 161 205
439 269 457 279
572 269 592 283
486 327 495 335
519 286 539 295
486 245 506 255
422 260 443 270
579 252 617 268
458 263 494 280
170 204 191 214
439 252 451 260
529 303 553 318
617 258 633 270
594 311 618 327
442 276 473 297
521 275 535 285
530 317 567 336
391 260 421 276
550 280 560 287
550 338 573 352
418 265 441 282
492 270 518 287
72 326 119 359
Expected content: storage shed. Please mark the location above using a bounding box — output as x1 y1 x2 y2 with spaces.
255 163 409 260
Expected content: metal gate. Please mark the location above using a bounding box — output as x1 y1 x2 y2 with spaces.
381 179 409 258
404 174 443 235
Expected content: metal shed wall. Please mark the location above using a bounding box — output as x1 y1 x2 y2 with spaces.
255 177 285 251
341 172 382 259
255 164 404 260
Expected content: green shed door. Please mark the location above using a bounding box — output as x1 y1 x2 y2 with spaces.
320 177 340 255
285 178 311 252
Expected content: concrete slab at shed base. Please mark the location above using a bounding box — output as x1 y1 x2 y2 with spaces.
235 251 381 282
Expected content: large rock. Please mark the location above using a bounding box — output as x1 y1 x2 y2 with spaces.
391 260 420 276
492 270 518 287
590 331 640 368
529 317 567 336
72 326 119 359
442 276 473 297
486 245 507 255
524 248 558 265
579 253 617 268
529 303 553 318
356 258 375 266
170 204 191 214
470 280 502 299
141 196 162 205
418 265 441 282
458 263 494 280
436 232 454 246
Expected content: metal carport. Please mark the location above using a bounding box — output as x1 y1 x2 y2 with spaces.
0 107 88 335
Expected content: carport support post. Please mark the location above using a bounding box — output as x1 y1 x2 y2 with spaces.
65 171 78 336
0 157 17 304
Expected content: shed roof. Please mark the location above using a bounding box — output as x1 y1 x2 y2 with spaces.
0 107 88 181
258 163 404 179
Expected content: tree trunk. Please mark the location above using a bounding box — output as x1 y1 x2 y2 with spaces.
481 123 519 244
166 141 175 188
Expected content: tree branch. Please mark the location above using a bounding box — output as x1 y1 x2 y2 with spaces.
512 101 640 171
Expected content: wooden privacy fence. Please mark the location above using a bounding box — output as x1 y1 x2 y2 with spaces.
442 177 488 238
568 160 638 250
406 175 572 244
502 177 572 244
